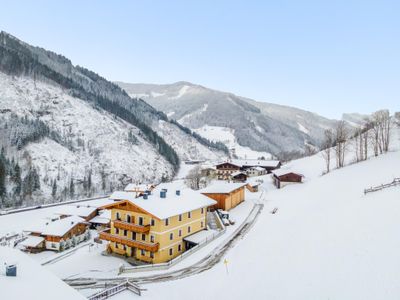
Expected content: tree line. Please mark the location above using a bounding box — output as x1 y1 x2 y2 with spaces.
321 110 395 174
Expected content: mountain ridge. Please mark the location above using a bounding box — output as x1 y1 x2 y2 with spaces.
116 81 340 158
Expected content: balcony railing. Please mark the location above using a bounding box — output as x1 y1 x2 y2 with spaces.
113 220 150 233
99 230 159 252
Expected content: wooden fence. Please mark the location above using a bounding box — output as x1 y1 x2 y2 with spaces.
88 280 144 299
364 178 400 194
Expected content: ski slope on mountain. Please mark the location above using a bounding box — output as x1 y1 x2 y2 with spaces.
193 125 272 159
144 137 400 299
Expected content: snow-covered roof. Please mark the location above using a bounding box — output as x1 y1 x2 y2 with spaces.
25 216 86 237
0 247 86 300
231 159 281 168
41 215 86 237
20 235 45 248
55 204 97 219
90 210 111 224
124 183 154 192
200 182 247 194
183 229 219 244
249 166 266 171
201 164 216 170
272 169 303 177
231 171 246 177
107 184 216 220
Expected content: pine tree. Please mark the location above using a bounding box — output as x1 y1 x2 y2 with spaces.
87 169 92 194
52 179 57 199
32 168 40 191
69 178 75 199
12 163 21 197
0 157 6 199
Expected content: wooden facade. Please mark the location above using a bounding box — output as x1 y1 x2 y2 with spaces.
273 172 303 189
231 172 247 182
215 162 241 180
202 186 245 211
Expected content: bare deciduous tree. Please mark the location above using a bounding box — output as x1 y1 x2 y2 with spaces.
321 129 334 173
368 110 391 156
334 121 348 168
185 165 208 190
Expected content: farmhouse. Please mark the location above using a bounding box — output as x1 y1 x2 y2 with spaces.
200 182 247 211
22 215 90 252
200 165 217 178
246 166 266 177
215 162 241 180
99 184 216 264
231 159 281 173
273 170 303 189
215 159 281 180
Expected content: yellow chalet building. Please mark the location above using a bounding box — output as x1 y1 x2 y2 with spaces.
99 185 217 264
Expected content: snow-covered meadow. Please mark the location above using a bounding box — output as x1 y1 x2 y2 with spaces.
141 134 400 300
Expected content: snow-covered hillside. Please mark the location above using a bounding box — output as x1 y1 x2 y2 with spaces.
116 81 340 158
156 121 224 161
0 72 173 203
193 125 272 159
0 31 226 207
142 129 400 300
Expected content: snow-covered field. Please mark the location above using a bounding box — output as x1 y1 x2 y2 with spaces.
193 125 272 159
141 145 400 299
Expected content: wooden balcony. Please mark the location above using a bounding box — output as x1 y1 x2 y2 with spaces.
113 220 150 233
99 230 159 252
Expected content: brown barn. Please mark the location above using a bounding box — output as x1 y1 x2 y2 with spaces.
273 170 303 189
200 183 247 211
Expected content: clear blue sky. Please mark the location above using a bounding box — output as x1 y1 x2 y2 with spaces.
1 0 399 118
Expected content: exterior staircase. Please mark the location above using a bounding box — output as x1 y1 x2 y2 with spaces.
207 212 218 230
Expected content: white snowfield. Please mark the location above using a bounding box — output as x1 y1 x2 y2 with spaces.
193 125 273 159
143 147 400 298
0 247 86 300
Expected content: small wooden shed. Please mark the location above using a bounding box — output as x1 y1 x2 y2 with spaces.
273 170 303 189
